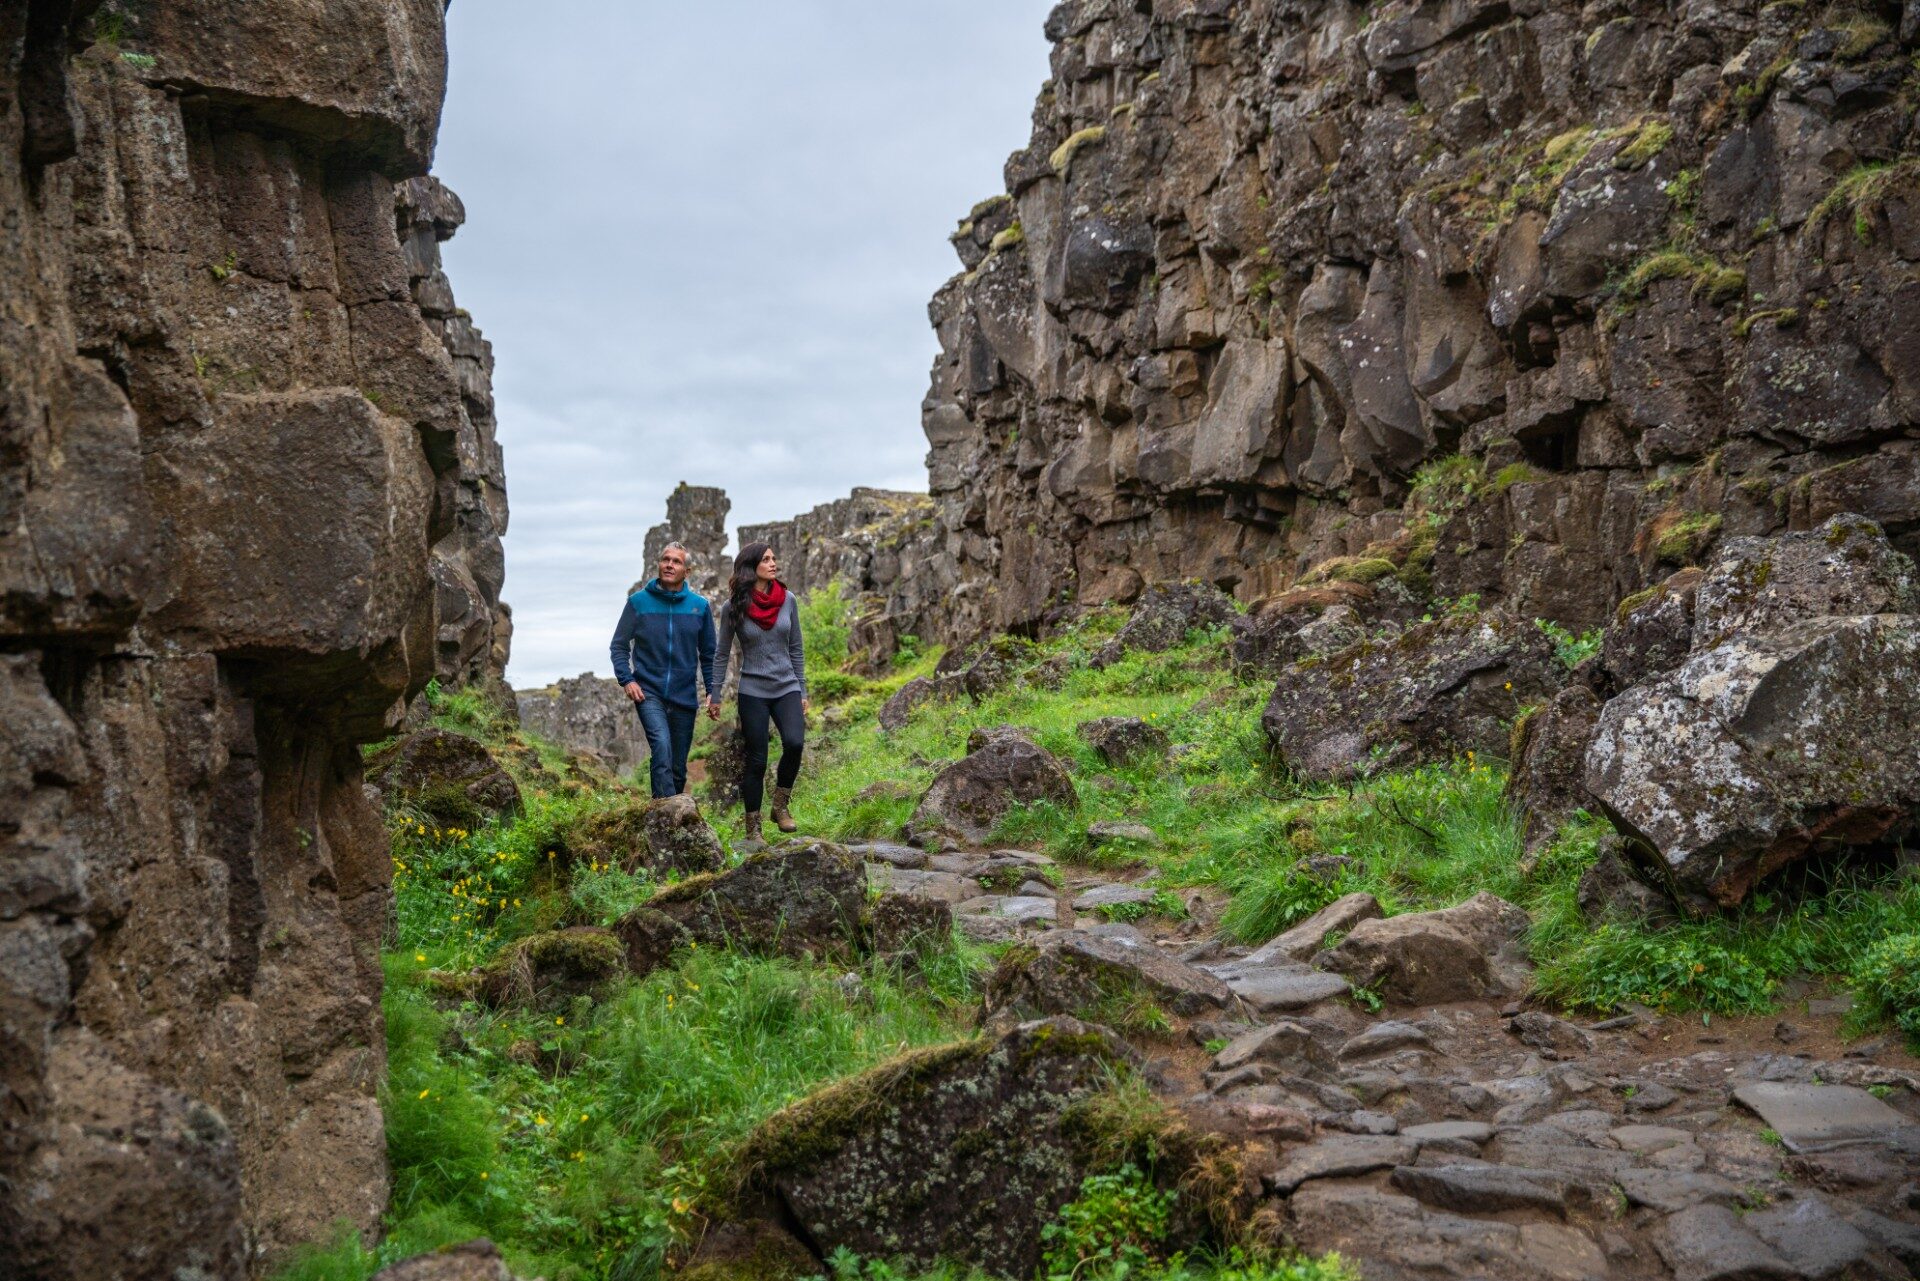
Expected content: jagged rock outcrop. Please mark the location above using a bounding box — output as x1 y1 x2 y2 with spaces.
515 672 649 775
1 3 498 1272
740 486 953 670
397 177 512 690
918 0 1920 642
644 482 730 599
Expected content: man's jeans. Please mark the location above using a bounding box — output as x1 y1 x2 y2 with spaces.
635 697 697 798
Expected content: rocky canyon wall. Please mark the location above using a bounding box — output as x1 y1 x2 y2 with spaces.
920 0 1920 641
0 1 504 1275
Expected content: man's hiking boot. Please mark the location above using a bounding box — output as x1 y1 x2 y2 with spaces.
742 811 763 843
770 787 798 833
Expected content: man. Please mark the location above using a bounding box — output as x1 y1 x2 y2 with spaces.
609 543 719 798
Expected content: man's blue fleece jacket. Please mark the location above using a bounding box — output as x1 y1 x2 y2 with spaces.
608 578 717 708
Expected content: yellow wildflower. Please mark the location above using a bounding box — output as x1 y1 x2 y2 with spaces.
415 953 426 963
418 1088 430 1099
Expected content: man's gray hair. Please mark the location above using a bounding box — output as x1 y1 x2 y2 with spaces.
660 541 691 561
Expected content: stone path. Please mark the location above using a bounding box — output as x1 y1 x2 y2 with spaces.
846 841 1920 1281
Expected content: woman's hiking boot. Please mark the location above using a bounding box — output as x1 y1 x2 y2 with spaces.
742 811 763 843
770 787 798 833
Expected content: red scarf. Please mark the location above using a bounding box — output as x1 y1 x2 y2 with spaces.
744 579 786 630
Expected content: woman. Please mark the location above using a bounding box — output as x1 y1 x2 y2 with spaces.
711 542 809 841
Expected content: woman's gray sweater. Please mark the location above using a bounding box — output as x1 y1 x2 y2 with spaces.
714 593 806 700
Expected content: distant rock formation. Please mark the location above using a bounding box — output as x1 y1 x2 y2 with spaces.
741 487 953 668
0 2 501 1272
918 0 1920 641
516 674 649 776
643 482 730 599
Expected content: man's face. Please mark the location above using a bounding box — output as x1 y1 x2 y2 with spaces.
658 547 689 588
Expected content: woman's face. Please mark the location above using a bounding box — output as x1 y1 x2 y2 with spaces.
757 548 779 582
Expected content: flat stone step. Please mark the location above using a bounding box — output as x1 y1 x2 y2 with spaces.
1201 960 1350 1012
1731 1082 1911 1154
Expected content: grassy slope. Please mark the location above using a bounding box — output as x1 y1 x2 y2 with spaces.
278 593 1917 1281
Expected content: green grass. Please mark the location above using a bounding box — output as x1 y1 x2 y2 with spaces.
286 580 1920 1278
807 614 1920 1023
284 947 990 1281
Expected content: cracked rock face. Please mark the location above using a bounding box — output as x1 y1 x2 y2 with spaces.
911 0 1920 646
1 3 503 1272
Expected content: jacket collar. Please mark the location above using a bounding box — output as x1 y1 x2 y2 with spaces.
644 577 688 603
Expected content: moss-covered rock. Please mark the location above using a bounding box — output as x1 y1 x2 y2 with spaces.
612 840 865 977
367 728 521 824
1091 582 1238 669
473 928 624 1010
1261 611 1561 781
981 929 1233 1027
729 1017 1132 1277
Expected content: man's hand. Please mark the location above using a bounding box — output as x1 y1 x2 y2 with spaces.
801 697 812 717
706 700 721 721
623 681 645 703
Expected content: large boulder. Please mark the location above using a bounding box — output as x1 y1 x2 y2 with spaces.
877 674 950 734
1230 583 1374 678
641 794 727 874
981 929 1235 1024
613 841 865 976
1262 612 1562 780
1586 612 1920 909
1091 582 1238 668
366 727 520 826
1584 516 1920 908
730 1018 1135 1276
1691 515 1918 645
1319 893 1532 1005
906 726 1077 845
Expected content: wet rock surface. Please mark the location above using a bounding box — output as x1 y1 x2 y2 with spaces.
812 833 1920 1281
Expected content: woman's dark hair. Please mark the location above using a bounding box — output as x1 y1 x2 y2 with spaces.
728 542 774 636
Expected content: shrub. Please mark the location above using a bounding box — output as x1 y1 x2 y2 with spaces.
1041 1165 1175 1279
1854 933 1920 1050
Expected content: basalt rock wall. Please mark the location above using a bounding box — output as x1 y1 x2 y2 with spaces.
923 0 1920 641
1 2 503 1274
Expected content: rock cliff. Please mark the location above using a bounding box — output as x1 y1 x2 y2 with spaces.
740 487 954 667
515 673 650 776
920 0 1920 640
1 1 503 1273
644 481 731 598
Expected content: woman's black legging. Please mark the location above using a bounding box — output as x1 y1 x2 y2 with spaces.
738 690 805 813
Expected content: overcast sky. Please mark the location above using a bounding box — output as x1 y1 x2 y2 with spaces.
434 2 1056 687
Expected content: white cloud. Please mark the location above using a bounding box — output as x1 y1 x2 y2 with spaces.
434 0 1053 686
